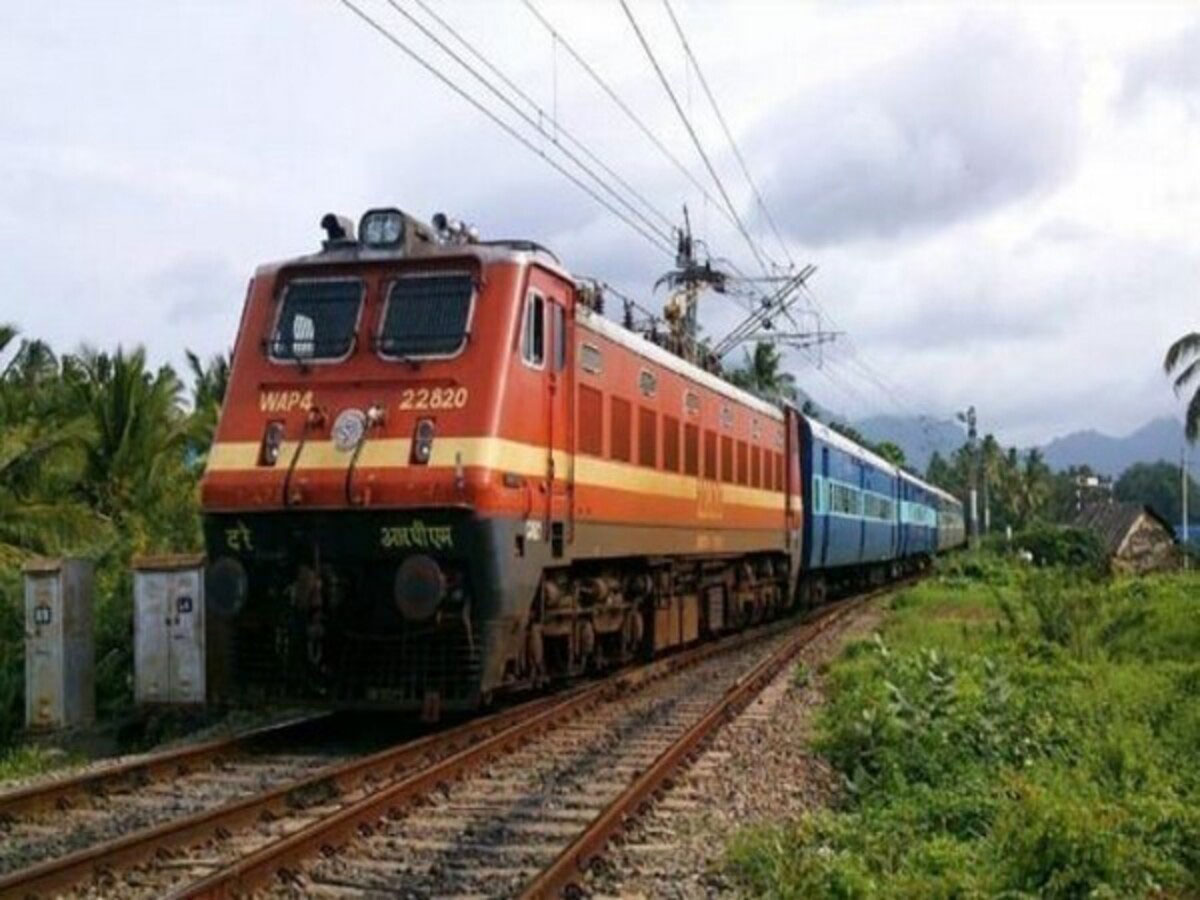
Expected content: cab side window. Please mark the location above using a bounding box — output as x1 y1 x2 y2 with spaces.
551 302 566 371
522 291 545 367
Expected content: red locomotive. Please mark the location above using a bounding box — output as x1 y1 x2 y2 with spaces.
200 208 804 715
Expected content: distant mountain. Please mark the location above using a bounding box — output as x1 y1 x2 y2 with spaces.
795 398 1185 480
852 415 964 473
1040 416 1186 477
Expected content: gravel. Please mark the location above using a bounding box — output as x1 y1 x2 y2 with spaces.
590 599 887 899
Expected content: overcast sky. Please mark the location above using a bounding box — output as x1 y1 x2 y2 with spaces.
2 1 1197 446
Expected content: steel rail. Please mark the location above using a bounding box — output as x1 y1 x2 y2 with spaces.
519 594 872 898
0 693 576 898
0 712 331 822
0 614 793 899
167 617 797 900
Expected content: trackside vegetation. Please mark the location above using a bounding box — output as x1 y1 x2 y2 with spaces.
727 555 1200 898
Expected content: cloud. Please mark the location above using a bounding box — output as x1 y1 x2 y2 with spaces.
1120 18 1200 114
152 257 244 325
755 14 1082 245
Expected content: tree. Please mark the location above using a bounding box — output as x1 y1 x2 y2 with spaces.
67 346 188 528
1115 460 1199 526
726 342 798 404
186 349 230 461
0 326 95 559
1013 448 1053 527
874 441 906 468
1164 332 1200 441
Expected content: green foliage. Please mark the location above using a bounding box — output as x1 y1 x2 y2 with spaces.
1114 460 1198 528
0 326 226 749
0 744 81 781
1164 330 1200 442
872 440 906 468
725 342 798 404
727 560 1200 898
1016 524 1106 571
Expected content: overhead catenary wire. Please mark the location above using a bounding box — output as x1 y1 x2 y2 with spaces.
379 0 676 252
334 0 675 258
617 0 776 279
520 0 746 242
406 0 677 236
659 0 795 270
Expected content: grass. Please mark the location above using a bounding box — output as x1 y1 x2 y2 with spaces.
0 744 80 782
726 555 1200 898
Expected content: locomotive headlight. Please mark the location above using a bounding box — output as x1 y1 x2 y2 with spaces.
360 208 405 247
207 556 248 618
411 418 435 465
394 554 444 621
332 408 367 452
258 420 285 466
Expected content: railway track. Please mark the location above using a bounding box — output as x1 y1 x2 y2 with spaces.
0 714 348 877
0 587 890 899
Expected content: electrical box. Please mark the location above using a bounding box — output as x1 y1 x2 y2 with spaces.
24 558 95 731
133 554 206 705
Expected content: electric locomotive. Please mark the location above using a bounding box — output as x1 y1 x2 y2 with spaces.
200 207 962 716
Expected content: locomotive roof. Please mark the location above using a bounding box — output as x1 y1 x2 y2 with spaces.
579 307 784 422
261 239 573 282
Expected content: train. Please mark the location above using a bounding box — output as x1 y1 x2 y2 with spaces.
199 207 965 717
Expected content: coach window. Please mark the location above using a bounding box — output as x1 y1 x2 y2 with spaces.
736 440 748 486
639 369 657 398
269 278 363 362
751 446 762 488
580 342 602 374
721 435 734 483
775 452 784 492
522 291 545 368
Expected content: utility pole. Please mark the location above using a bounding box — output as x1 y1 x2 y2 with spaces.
1184 444 1191 571
958 406 979 550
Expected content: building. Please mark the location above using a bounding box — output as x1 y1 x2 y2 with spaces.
1072 502 1178 574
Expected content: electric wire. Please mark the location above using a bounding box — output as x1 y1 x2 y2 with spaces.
520 0 744 240
334 0 675 257
617 0 775 278
379 0 675 251
659 0 795 269
408 0 677 235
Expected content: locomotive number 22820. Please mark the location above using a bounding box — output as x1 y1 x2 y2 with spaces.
399 387 469 410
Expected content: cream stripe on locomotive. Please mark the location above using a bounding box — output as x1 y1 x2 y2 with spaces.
205 436 796 512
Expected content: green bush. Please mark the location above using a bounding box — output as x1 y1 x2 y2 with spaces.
1016 524 1106 571
727 559 1200 898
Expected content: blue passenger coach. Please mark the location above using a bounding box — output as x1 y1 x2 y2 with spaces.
799 416 900 570
796 413 960 600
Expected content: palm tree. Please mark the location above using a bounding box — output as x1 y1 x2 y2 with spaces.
727 342 798 404
0 326 95 558
67 346 188 520
1013 448 1053 527
1164 332 1200 441
185 349 230 459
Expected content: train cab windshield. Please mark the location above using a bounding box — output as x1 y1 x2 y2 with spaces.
377 272 474 358
269 278 362 361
